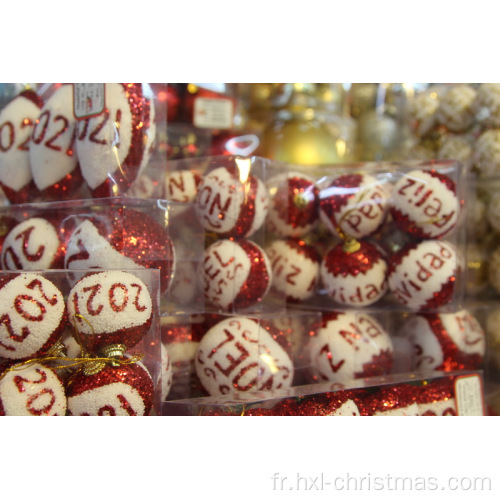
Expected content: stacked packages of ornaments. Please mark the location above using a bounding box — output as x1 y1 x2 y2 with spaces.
0 83 487 415
160 153 486 416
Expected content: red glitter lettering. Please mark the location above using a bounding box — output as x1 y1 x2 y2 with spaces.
14 368 47 392
109 283 128 312
130 283 147 312
98 405 116 415
207 328 234 358
319 343 345 372
26 388 56 416
14 294 46 321
286 265 301 285
14 225 45 262
340 324 362 350
44 114 69 152
26 278 59 306
214 341 250 377
423 251 447 271
396 177 416 196
18 118 35 151
232 361 259 391
359 315 382 338
117 394 137 416
83 284 104 316
0 314 30 349
88 109 109 145
168 175 188 201
31 110 50 145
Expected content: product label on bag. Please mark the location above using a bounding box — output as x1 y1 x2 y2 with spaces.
193 97 233 129
73 83 106 120
454 374 485 416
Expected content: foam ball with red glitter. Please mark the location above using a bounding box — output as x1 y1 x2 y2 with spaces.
319 173 391 239
0 362 67 416
390 168 460 239
1 217 66 271
76 83 156 198
400 309 485 372
265 171 319 238
195 316 294 396
195 163 269 239
265 238 320 302
29 85 84 200
0 89 44 204
306 311 393 384
200 238 272 312
64 207 175 294
320 239 388 307
0 273 66 360
66 358 154 416
66 270 153 355
388 239 458 310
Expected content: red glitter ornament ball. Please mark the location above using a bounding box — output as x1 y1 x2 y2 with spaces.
200 238 271 311
76 83 156 198
390 167 461 239
401 309 485 372
266 171 319 238
0 88 44 204
319 173 391 239
306 311 394 384
388 239 458 310
0 273 67 360
64 207 175 294
1 216 66 271
320 239 388 307
67 270 153 355
29 84 84 200
195 162 269 239
0 362 67 416
66 359 154 416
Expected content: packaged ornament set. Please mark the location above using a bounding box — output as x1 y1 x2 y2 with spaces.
0 83 487 416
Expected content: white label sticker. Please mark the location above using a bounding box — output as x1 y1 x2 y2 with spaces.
73 83 105 120
454 374 485 416
193 97 233 129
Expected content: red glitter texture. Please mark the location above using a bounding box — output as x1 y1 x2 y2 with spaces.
422 314 484 371
66 207 175 294
354 349 394 379
416 377 457 416
319 174 363 222
272 176 319 230
66 360 154 416
225 239 271 311
323 240 385 278
90 83 153 198
359 384 419 416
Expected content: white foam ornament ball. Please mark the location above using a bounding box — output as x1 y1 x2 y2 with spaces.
0 363 67 416
388 239 458 310
306 311 393 384
195 316 294 396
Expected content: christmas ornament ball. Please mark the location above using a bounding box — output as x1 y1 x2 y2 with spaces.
306 311 393 384
319 173 391 239
265 171 319 237
67 270 153 355
200 238 272 311
195 316 294 396
76 83 156 198
474 83 500 128
265 238 320 302
0 362 67 416
66 359 154 416
388 239 458 310
390 168 460 239
164 169 202 215
0 88 43 204
0 273 66 360
401 309 486 372
1 217 66 271
195 164 268 239
320 239 388 307
64 207 175 294
436 84 477 132
473 129 500 178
